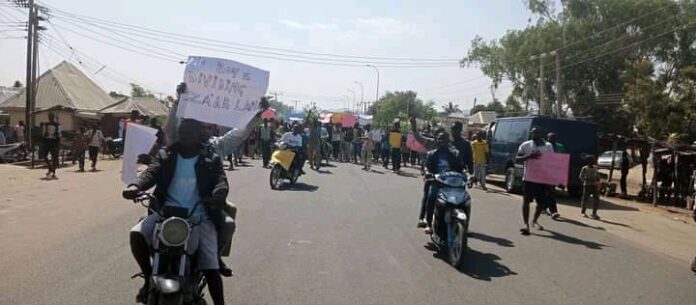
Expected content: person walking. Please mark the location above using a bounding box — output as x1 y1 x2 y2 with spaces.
580 155 602 219
389 121 402 172
516 127 554 235
471 133 489 190
620 148 630 198
546 132 566 219
381 133 390 168
72 126 89 172
401 134 410 168
85 124 106 171
342 127 353 162
40 113 62 178
361 125 374 170
352 125 363 164
259 119 273 168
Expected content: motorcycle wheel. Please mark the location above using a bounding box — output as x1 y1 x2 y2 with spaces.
270 164 282 190
157 292 183 305
290 169 300 185
448 222 468 269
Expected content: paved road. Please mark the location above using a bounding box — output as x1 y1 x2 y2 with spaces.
1 159 695 305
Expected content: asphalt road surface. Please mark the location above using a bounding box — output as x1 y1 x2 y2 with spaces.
1 159 695 305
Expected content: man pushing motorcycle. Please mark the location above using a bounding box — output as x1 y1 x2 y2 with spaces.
123 118 228 305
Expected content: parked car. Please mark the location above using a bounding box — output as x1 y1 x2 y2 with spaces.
597 150 633 169
487 116 598 197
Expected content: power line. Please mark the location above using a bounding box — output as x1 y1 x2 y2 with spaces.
40 4 459 63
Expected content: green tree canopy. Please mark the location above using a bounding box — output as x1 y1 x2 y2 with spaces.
130 83 155 98
371 91 437 127
462 0 696 140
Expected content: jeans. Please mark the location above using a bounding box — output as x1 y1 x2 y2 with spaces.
474 163 487 188
353 142 362 162
425 183 440 225
382 149 390 167
332 141 340 159
76 150 86 170
88 146 99 168
420 180 434 220
341 141 352 161
391 148 401 171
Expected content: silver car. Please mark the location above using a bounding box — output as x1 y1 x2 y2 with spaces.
597 150 633 169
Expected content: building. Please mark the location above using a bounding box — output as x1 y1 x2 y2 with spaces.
99 96 170 137
0 61 115 131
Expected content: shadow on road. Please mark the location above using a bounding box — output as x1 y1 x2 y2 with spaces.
284 183 319 192
364 168 385 174
555 217 606 231
469 232 515 247
534 229 606 250
459 248 517 281
555 197 639 212
396 171 420 178
314 169 333 174
596 218 634 229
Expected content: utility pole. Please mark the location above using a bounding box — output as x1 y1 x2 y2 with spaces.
530 53 548 115
24 0 34 146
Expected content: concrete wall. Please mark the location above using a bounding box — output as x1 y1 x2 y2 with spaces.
7 110 76 131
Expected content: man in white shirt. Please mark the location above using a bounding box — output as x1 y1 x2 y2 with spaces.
516 127 554 235
279 122 305 173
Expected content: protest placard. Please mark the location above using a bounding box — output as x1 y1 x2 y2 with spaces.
342 114 356 127
524 152 570 186
177 56 270 129
121 123 158 185
406 133 427 153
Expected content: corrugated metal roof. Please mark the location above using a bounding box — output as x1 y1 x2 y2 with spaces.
0 61 116 111
0 87 21 105
469 111 497 125
100 96 170 117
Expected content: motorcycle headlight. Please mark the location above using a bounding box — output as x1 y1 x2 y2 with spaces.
438 188 470 205
159 217 190 247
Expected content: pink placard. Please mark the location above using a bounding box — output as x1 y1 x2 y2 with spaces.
342 114 356 127
524 152 570 186
406 133 428 153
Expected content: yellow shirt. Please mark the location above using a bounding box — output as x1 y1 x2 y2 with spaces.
389 131 402 149
471 140 489 164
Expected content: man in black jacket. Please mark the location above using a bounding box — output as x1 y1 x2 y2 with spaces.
422 132 464 234
123 119 228 305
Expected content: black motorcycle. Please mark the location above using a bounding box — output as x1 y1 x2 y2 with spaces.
428 171 473 269
105 137 124 158
131 193 208 305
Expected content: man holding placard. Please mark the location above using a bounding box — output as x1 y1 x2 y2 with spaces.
516 127 555 235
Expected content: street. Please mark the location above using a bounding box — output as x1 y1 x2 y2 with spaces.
1 159 695 305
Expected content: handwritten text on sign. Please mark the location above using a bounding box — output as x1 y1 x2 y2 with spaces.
177 56 270 129
524 152 570 186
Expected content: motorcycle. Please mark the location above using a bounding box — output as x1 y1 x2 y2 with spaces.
105 137 124 158
428 171 473 269
269 144 302 190
0 142 27 163
131 193 208 305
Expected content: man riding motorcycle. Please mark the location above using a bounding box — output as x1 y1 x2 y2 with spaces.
123 118 228 305
423 131 464 234
278 122 306 174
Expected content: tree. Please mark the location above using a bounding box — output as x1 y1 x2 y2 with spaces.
12 80 22 88
109 91 127 99
505 95 523 114
372 91 436 127
130 83 155 98
462 0 687 136
441 102 462 114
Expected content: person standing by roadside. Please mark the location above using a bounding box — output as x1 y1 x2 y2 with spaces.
389 121 402 172
546 132 566 219
352 125 363 164
620 148 630 198
40 112 61 178
259 119 273 168
331 124 342 161
86 124 106 171
342 127 353 162
471 133 489 190
14 120 25 143
401 134 410 168
381 133 390 168
516 127 554 235
361 125 374 170
580 155 602 219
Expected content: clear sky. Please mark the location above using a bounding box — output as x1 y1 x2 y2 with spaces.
0 0 536 111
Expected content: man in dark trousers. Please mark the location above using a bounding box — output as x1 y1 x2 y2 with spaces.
620 148 631 198
259 119 273 168
40 112 61 178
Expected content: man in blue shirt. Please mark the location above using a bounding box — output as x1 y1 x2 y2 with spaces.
422 132 464 234
124 119 228 305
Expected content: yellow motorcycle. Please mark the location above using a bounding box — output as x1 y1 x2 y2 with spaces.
269 147 302 189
